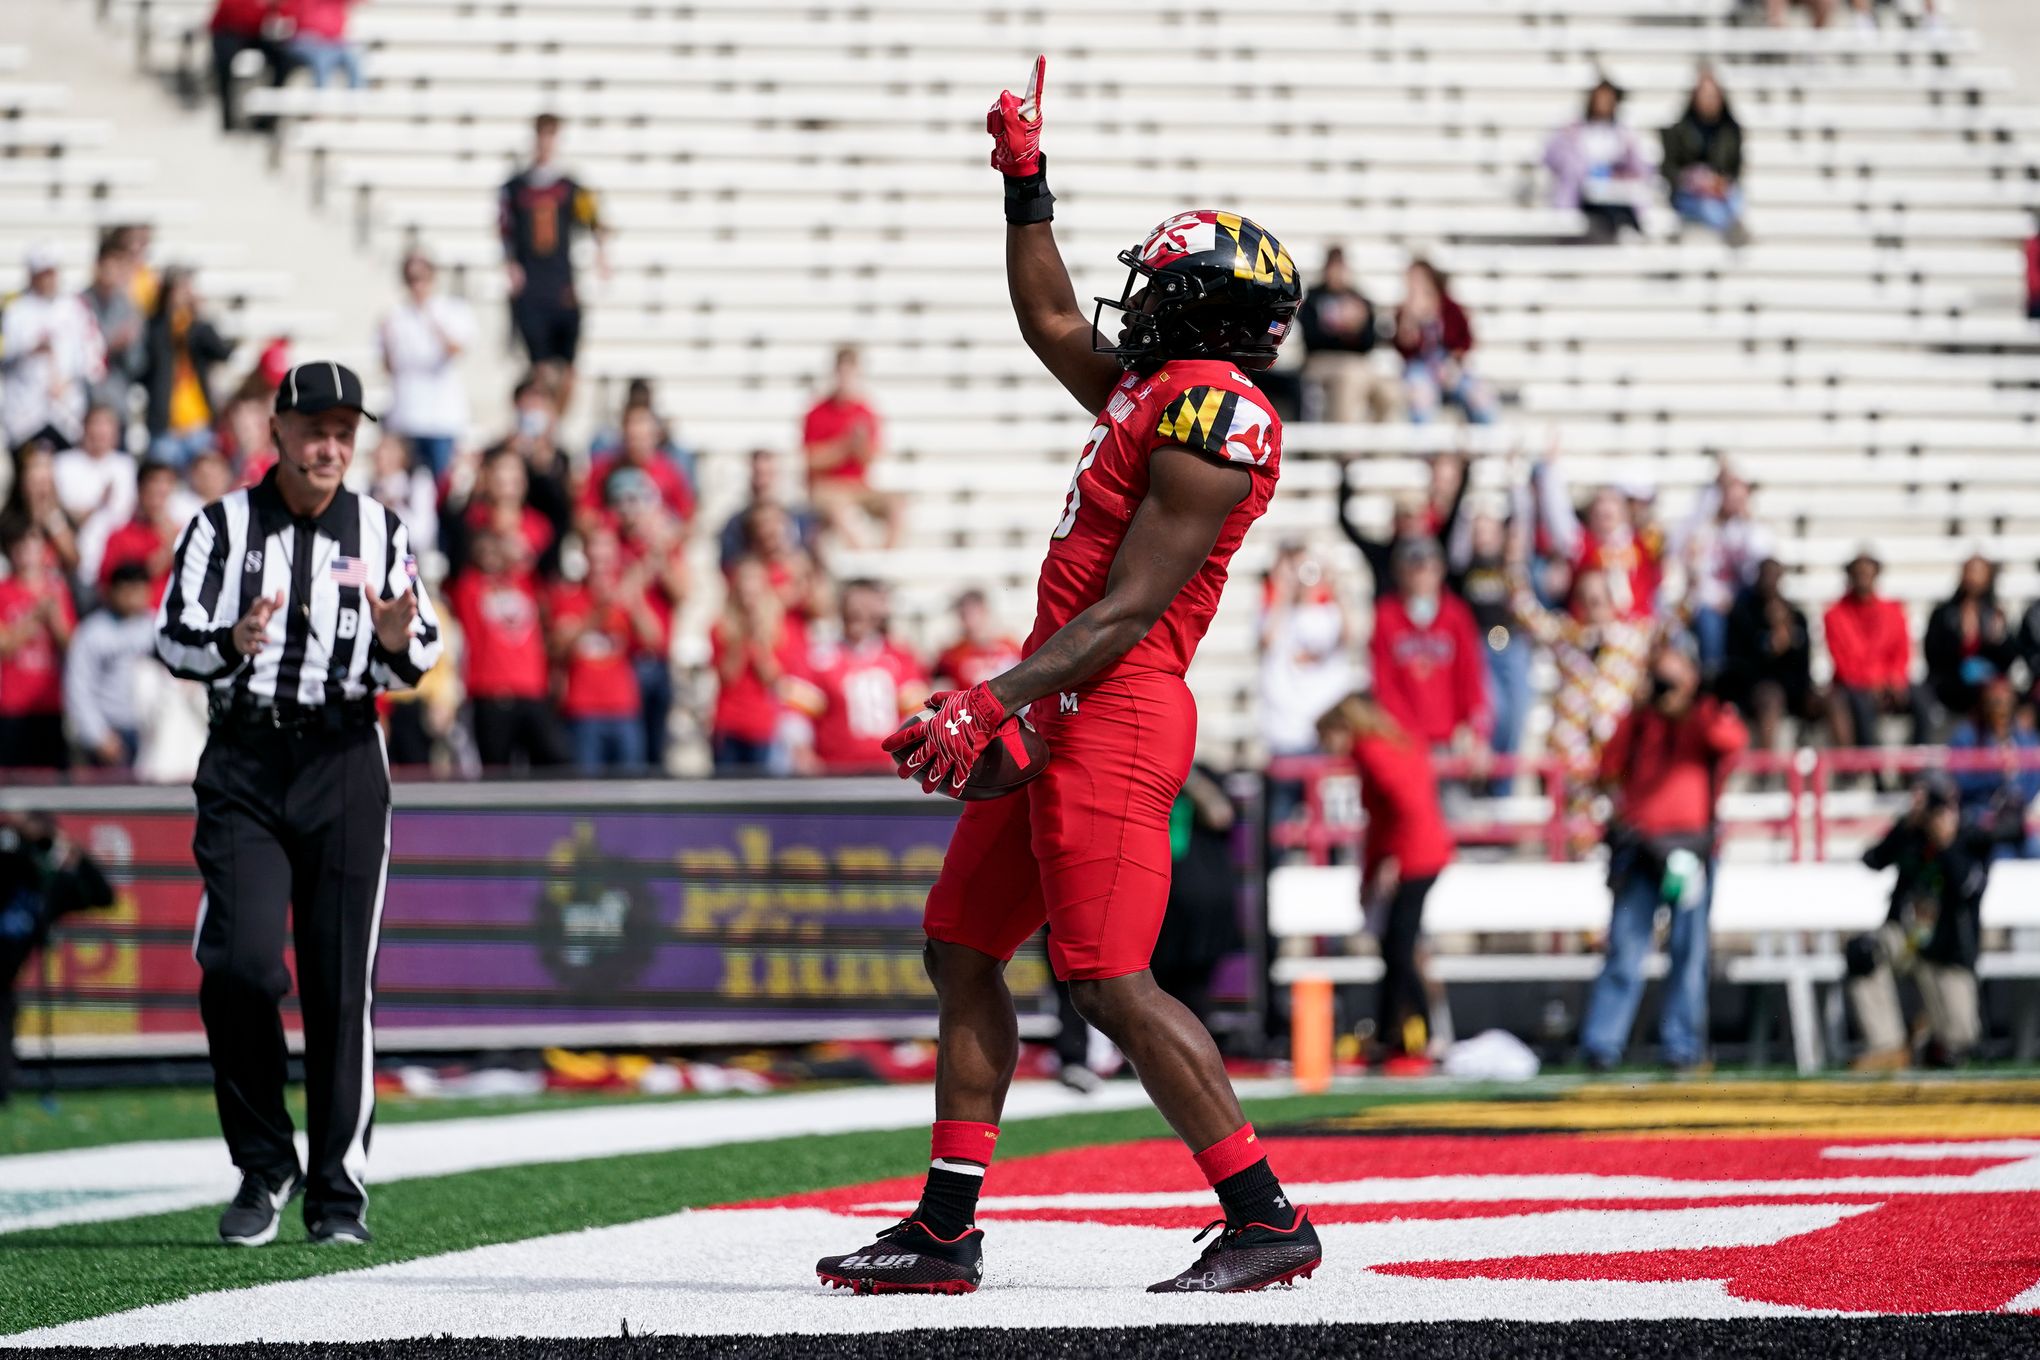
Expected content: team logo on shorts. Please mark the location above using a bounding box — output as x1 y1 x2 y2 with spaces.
1059 692 1079 715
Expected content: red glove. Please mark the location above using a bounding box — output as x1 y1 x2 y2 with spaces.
883 684 1007 796
987 55 1045 177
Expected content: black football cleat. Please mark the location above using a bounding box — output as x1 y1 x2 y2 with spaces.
816 1218 983 1295
1147 1212 1322 1293
307 1213 373 1246
217 1170 304 1247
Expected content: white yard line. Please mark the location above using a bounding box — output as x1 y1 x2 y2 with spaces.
0 1079 1248 1235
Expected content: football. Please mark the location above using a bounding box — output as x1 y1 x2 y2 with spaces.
894 708 1052 800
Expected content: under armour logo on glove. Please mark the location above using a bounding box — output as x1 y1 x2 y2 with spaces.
883 684 1007 797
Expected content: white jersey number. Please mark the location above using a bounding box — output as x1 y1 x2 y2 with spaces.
1052 424 1110 540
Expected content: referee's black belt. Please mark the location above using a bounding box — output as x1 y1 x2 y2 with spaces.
208 694 379 736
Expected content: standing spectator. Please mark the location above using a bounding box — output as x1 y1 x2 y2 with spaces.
1444 472 1534 770
588 379 697 488
64 562 157 769
934 589 1023 692
377 251 475 478
1298 246 1397 424
718 447 816 570
111 224 160 317
499 114 608 416
745 502 832 623
2 440 83 583
1543 78 1651 244
1257 545 1357 767
487 373 575 551
448 530 562 771
582 404 696 530
365 431 439 560
0 523 77 771
3 247 103 453
802 346 901 549
1825 552 1931 749
1317 693 1453 1073
1661 68 1749 246
82 238 146 418
1393 260 1497 426
785 580 926 774
2025 215 2040 322
443 444 556 582
1669 466 1773 674
216 393 277 486
141 269 235 467
97 461 185 601
278 0 364 88
207 0 287 132
1721 558 1817 758
1948 680 2040 857
54 404 137 590
1369 538 1489 754
710 557 806 773
547 527 654 774
611 477 690 771
1535 451 1664 621
1580 637 1747 1072
1925 555 2016 726
1338 452 1461 598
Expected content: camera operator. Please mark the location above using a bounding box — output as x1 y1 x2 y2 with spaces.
1579 633 1747 1072
1847 774 2013 1071
0 811 114 1103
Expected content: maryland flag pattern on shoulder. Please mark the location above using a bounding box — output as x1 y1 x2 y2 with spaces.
1156 385 1278 468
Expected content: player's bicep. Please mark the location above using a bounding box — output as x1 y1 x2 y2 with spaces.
1102 446 1252 623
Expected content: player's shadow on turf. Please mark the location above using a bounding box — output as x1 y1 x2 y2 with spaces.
384 1276 801 1297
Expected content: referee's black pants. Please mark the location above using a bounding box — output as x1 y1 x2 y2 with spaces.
191 719 390 1223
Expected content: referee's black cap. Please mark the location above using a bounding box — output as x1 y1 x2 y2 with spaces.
275 361 379 422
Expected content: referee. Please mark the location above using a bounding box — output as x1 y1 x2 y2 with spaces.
155 361 442 1247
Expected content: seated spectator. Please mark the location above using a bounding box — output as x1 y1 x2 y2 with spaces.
378 251 475 478
1339 451 1462 598
1765 0 1842 27
590 379 698 486
1948 679 2040 857
4 246 104 454
802 346 901 549
1543 78 1651 244
54 404 138 591
2 439 83 584
142 268 234 468
934 589 1022 692
366 431 439 560
1721 559 1817 757
447 530 563 771
279 0 364 88
63 562 157 769
82 237 145 417
0 522 77 771
1393 260 1496 425
785 580 926 774
745 502 831 623
710 557 807 773
611 476 691 772
1534 449 1664 621
1924 554 2016 725
547 527 658 774
1825 552 1932 750
1299 246 1399 424
208 0 289 132
1369 538 1489 755
719 447 817 571
1257 544 1356 768
1669 465 1772 674
582 404 696 531
1661 68 1749 246
98 461 185 601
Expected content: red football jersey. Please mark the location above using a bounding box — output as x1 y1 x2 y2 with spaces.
1024 359 1281 679
790 635 927 771
935 636 1022 691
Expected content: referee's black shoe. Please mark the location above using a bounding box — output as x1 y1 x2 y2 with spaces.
308 1214 373 1246
218 1170 305 1247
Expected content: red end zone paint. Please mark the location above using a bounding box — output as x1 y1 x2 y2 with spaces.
744 1134 2040 1314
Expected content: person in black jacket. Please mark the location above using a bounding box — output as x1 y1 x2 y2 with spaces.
1298 247 1399 424
1719 558 1817 757
1923 555 2017 727
0 811 114 1103
1661 68 1748 245
1847 776 2011 1070
141 268 236 467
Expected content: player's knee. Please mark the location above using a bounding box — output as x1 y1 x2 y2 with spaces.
1066 973 1147 1036
925 939 1001 998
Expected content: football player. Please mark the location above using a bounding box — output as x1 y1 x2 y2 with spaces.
817 56 1318 1296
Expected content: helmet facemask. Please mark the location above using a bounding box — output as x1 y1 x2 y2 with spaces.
1091 248 1300 374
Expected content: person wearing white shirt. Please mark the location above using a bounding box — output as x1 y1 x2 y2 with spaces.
64 562 158 768
53 404 138 591
377 252 475 477
2 247 106 452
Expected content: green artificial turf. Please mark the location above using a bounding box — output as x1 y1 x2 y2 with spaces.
0 1089 1409 1336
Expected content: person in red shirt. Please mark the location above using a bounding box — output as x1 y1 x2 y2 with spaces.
581 404 695 532
278 0 362 88
933 589 1021 691
710 556 808 772
1823 551 1931 749
785 579 925 773
1318 694 1453 1073
1581 636 1748 1072
801 346 900 550
448 530 563 770
0 523 78 770
1369 537 1490 755
612 484 689 769
547 527 658 774
97 460 183 603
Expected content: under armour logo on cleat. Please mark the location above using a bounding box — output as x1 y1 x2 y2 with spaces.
1273 1196 1288 1210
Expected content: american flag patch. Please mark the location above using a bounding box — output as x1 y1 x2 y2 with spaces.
330 556 373 588
402 553 419 584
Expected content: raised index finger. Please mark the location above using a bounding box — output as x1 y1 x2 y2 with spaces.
1019 55 1044 121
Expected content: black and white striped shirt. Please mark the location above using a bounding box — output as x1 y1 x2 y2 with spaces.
154 469 443 705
